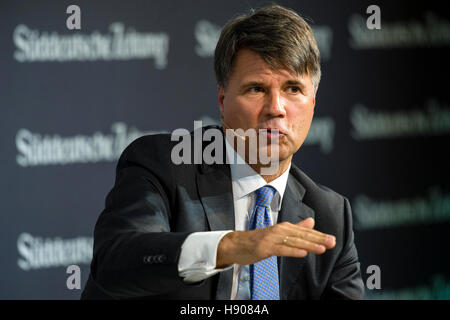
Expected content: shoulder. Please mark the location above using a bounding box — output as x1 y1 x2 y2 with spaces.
119 125 222 163
114 133 182 192
289 164 347 208
120 133 175 162
115 127 220 185
118 125 224 168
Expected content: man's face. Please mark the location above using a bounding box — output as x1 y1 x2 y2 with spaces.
218 48 317 164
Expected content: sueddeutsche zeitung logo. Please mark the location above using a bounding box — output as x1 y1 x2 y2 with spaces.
349 11 450 49
17 233 93 271
350 99 450 140
15 122 167 167
13 23 170 69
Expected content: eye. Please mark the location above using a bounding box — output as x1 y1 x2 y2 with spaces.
286 86 301 94
248 86 264 93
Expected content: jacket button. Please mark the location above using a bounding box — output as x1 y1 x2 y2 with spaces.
157 255 167 263
143 256 152 264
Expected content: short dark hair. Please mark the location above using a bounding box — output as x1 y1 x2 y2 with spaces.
214 4 321 91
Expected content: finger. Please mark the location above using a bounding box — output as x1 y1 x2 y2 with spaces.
292 232 334 249
293 229 336 249
273 244 308 258
281 236 328 254
296 217 314 229
283 224 336 248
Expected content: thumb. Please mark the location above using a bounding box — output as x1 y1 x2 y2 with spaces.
297 217 315 229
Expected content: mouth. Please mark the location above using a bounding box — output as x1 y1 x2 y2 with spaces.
258 127 287 140
259 127 286 134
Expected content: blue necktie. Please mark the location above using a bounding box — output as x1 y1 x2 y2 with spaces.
249 185 280 300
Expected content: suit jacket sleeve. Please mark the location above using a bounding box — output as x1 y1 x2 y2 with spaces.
88 135 201 299
322 197 365 299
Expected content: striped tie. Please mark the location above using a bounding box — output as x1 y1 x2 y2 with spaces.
249 185 280 300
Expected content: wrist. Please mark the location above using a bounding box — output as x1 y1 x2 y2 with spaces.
216 231 237 268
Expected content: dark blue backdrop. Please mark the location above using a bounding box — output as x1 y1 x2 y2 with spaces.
1 0 449 299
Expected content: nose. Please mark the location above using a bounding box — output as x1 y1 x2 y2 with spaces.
265 90 287 118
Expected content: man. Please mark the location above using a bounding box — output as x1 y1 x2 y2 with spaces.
81 4 364 300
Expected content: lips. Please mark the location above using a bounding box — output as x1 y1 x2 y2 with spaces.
259 127 286 135
257 128 287 144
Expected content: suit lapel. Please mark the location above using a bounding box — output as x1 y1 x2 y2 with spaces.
277 173 315 299
195 127 235 232
196 160 235 300
196 164 235 231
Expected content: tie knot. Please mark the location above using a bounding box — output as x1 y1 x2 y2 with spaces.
254 185 276 208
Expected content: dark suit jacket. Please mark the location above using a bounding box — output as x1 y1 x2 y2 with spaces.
81 126 364 300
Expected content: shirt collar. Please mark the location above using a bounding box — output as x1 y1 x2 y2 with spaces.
225 137 291 211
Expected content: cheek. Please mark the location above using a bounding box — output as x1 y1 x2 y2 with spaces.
226 97 259 122
289 104 313 125
287 103 314 140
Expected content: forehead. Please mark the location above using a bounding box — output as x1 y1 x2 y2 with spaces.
229 49 306 85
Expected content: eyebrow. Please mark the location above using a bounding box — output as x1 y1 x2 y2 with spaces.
285 80 306 91
240 80 306 91
240 81 265 89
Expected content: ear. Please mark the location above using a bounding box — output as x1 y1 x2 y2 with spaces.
312 87 318 109
218 86 225 117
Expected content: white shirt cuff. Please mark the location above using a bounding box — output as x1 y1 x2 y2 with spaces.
178 230 234 283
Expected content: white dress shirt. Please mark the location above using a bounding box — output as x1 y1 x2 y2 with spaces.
178 137 291 299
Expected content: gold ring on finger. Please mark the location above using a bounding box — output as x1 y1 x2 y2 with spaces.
283 236 289 245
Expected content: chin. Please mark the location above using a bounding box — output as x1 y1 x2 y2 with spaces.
256 145 291 163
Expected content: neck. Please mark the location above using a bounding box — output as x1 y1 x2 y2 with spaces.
248 157 291 183
223 129 291 182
